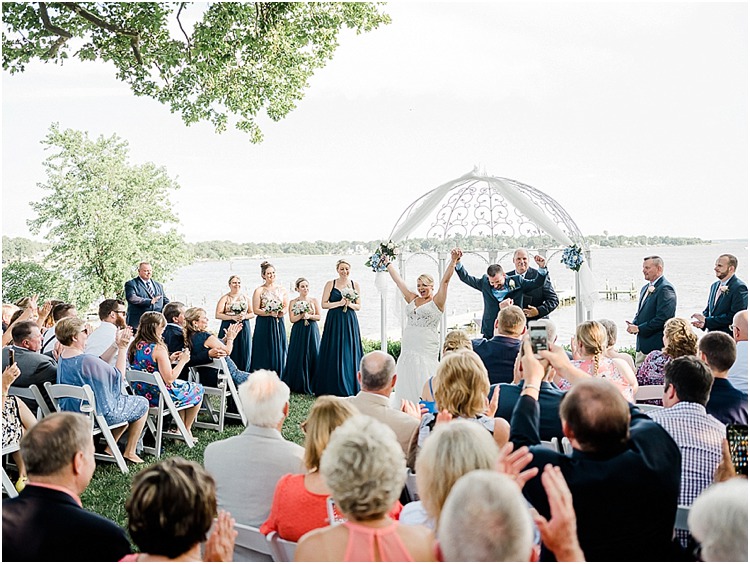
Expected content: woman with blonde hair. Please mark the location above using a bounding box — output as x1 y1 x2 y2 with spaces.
555 320 638 402
402 419 499 530
215 275 254 372
262 396 404 542
636 317 698 405
417 349 508 450
284 277 321 394
295 415 434 562
418 329 472 414
251 261 288 377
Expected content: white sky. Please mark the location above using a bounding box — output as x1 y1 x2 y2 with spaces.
2 2 748 244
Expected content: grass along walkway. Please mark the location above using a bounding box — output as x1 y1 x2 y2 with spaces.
81 392 316 529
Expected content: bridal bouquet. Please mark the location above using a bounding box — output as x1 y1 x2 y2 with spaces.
292 300 312 325
561 244 584 272
365 240 398 272
229 301 247 316
341 288 359 312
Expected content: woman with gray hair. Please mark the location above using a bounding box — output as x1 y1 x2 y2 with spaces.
295 415 434 561
688 478 748 562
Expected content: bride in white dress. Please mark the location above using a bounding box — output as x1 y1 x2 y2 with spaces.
385 249 459 407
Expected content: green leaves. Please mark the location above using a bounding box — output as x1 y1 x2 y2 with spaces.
27 123 190 309
2 2 390 140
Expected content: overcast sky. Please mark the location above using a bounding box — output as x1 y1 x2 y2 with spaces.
2 2 747 244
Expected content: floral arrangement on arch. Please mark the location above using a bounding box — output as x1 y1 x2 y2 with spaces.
561 244 584 272
366 240 398 272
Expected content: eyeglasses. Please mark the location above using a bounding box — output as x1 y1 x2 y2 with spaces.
730 324 737 332
80 327 90 335
115 310 127 315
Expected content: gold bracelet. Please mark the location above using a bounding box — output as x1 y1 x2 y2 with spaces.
523 384 540 392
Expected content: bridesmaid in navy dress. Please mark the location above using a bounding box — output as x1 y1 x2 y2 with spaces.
283 278 321 394
314 260 363 397
215 275 254 372
250 261 288 378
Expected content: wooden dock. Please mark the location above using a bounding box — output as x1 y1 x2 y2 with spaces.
599 281 637 301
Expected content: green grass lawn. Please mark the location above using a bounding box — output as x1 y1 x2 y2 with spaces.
81 392 315 529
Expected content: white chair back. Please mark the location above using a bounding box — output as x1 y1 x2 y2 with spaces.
635 384 664 402
266 531 297 562
233 523 274 562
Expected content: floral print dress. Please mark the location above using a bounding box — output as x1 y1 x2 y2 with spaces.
130 341 204 408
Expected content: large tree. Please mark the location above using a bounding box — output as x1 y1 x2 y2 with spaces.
2 2 390 141
28 123 190 308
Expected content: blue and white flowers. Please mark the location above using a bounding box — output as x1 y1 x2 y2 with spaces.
561 244 584 272
365 240 398 272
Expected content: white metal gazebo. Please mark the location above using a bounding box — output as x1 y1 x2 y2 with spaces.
376 169 597 349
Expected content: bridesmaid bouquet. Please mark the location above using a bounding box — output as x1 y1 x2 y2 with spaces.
365 240 398 272
263 297 284 321
292 300 312 325
341 288 359 312
230 302 247 316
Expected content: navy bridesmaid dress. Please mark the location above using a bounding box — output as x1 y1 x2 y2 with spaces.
313 283 363 397
219 319 252 372
283 315 320 395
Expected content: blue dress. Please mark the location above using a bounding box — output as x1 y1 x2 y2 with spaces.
129 341 204 408
283 310 320 395
219 319 252 372
57 354 148 426
313 283 363 397
250 289 288 378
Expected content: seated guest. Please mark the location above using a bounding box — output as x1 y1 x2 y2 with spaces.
184 307 249 387
2 363 36 491
86 298 129 365
648 356 725 544
2 412 131 561
127 312 203 438
123 457 236 563
419 329 471 412
55 317 148 464
699 331 748 425
295 415 434 562
8 320 58 412
261 397 392 542
493 319 565 441
556 320 637 402
437 468 584 562
348 351 420 455
727 310 748 392
204 370 304 560
599 318 636 372
417 349 509 451
636 317 698 405
402 419 498 529
41 303 78 355
688 478 748 562
162 301 187 354
472 305 525 385
511 338 683 561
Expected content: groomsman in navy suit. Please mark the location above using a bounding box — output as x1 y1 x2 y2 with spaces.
691 254 748 334
124 261 170 330
626 255 677 365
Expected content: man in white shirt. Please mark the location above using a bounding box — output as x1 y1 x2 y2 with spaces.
727 310 748 393
85 299 129 365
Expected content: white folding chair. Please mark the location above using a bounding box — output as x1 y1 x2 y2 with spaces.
44 382 128 473
405 469 419 501
125 370 196 458
560 436 573 455
635 385 664 402
1 442 21 498
541 439 557 451
267 531 298 562
674 504 690 531
233 522 274 562
189 358 247 432
9 384 49 419
635 403 664 413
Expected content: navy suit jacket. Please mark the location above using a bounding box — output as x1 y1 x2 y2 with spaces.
2 485 131 561
125 276 169 329
702 275 748 334
472 336 521 385
510 395 683 562
455 263 548 339
492 380 565 440
506 267 559 321
632 277 677 355
163 323 185 354
706 377 748 425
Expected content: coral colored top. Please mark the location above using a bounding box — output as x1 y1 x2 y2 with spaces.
342 520 414 562
260 473 402 542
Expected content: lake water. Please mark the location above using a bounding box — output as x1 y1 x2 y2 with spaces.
166 241 747 348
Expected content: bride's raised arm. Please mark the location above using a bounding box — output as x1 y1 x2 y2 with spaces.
433 249 459 312
386 261 417 303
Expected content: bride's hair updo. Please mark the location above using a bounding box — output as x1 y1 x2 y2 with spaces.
260 261 274 277
295 278 308 291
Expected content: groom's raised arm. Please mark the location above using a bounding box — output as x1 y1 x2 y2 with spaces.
455 262 484 291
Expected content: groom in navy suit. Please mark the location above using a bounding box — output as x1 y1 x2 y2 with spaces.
124 261 170 330
454 248 549 339
692 253 748 334
626 255 677 365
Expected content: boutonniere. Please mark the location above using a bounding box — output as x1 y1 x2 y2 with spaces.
508 279 516 290
647 285 656 294
720 286 729 295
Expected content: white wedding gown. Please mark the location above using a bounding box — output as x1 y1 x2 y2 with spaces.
390 299 442 407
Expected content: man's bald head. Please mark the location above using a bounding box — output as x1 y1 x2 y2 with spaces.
359 351 397 391
732 310 748 342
